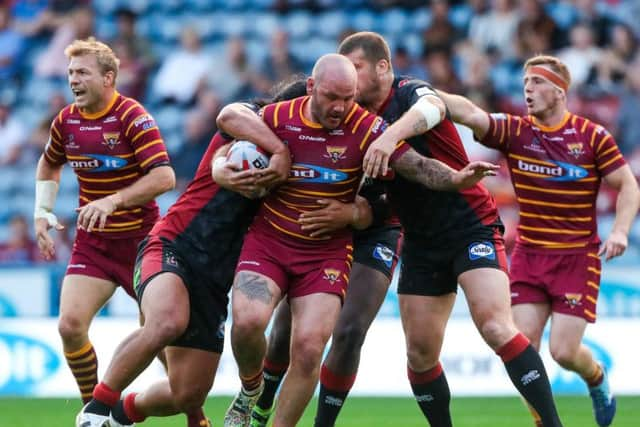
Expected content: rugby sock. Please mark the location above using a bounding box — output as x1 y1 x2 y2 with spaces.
64 341 98 404
407 362 452 427
314 364 357 427
255 358 288 410
112 393 147 424
241 370 264 393
86 382 120 416
583 361 604 387
186 407 209 427
498 333 562 427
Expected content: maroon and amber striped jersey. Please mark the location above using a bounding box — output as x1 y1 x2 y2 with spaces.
251 96 408 246
480 111 626 252
44 92 170 239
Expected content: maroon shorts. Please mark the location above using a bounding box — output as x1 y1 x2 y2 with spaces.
66 229 143 299
236 230 353 301
510 247 601 322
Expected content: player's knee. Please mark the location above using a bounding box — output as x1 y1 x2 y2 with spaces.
332 322 367 355
172 385 207 413
549 343 578 368
233 312 269 340
145 318 187 348
405 337 440 369
478 317 513 349
57 313 88 341
290 335 325 373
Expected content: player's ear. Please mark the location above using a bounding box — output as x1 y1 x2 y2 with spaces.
103 70 115 87
376 59 389 76
306 77 314 95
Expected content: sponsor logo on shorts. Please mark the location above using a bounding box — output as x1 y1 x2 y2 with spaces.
564 293 583 308
216 320 225 340
373 244 394 268
521 370 540 386
468 242 495 261
323 268 342 285
164 252 179 268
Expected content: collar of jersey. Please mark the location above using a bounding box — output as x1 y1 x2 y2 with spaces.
298 96 323 128
77 91 120 120
530 111 571 133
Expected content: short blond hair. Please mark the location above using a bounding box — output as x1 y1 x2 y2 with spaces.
523 55 571 88
64 37 120 83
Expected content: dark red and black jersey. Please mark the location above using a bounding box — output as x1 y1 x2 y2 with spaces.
381 77 501 242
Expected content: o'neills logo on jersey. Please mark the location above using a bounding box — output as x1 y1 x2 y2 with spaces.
324 146 347 163
285 125 301 132
299 135 326 142
102 132 120 149
290 163 348 183
323 268 341 285
69 154 128 172
79 126 101 131
517 159 588 181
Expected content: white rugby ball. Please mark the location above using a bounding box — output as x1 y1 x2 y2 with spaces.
226 140 270 171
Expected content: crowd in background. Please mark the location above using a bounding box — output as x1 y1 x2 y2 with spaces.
1 0 639 265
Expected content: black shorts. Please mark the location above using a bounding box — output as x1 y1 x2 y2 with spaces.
134 236 228 353
397 224 508 296
353 224 403 280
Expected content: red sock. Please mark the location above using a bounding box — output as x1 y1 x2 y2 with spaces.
92 382 120 407
319 364 356 392
123 393 146 423
496 333 530 363
241 370 263 393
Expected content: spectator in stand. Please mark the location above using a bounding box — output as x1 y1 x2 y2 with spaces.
573 0 616 46
0 214 41 264
0 6 25 82
153 27 210 105
206 36 260 103
110 8 155 70
516 0 562 54
421 46 463 94
172 110 211 191
392 45 427 80
35 6 94 79
258 29 304 88
557 22 602 88
468 0 520 60
595 23 638 91
422 0 461 52
615 54 640 157
193 88 222 136
112 40 147 100
0 101 26 166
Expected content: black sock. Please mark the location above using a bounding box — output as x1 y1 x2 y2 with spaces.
313 365 356 427
111 399 134 426
84 398 111 416
255 361 287 411
498 334 563 427
407 363 452 427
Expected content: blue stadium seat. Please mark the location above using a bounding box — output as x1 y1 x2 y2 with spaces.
314 11 348 39
59 168 78 194
410 7 431 33
449 3 472 31
95 16 118 41
349 9 378 33
283 11 312 40
251 12 280 39
92 0 121 16
151 106 185 136
400 33 424 59
219 11 251 38
545 1 578 30
379 8 409 37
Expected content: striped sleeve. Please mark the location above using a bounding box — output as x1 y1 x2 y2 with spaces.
479 113 520 151
43 115 67 166
592 125 626 176
260 103 278 131
121 101 170 172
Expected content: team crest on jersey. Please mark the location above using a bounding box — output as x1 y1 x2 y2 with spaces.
102 132 120 149
324 146 347 163
323 268 342 285
564 293 583 308
567 143 585 159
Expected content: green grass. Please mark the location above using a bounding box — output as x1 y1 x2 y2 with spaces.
0 395 638 426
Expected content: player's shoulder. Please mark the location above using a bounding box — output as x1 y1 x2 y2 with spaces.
394 76 437 99
569 113 609 137
53 103 78 125
116 94 150 121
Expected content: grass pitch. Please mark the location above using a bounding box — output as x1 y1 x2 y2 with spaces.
0 395 638 426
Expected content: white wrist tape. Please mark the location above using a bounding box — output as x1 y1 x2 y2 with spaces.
412 96 442 130
34 180 59 227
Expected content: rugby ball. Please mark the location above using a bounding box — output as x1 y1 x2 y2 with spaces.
226 140 270 170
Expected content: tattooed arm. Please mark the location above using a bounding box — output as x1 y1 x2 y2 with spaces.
390 148 499 191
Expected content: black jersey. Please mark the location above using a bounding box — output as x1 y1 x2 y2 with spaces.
380 76 501 242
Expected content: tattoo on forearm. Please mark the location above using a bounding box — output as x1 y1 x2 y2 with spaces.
234 272 274 304
412 118 430 135
393 150 454 190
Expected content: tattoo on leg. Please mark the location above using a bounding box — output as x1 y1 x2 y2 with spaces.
234 272 274 304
